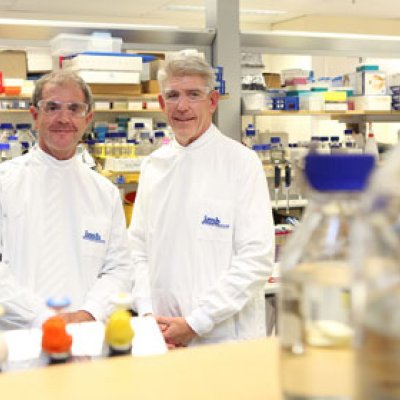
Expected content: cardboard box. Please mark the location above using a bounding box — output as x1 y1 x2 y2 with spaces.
263 73 281 88
141 59 165 81
89 84 142 96
142 80 160 94
0 50 28 79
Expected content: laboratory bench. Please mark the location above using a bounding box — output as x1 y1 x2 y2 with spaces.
0 337 354 400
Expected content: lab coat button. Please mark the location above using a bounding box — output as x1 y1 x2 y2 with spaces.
3 214 7 218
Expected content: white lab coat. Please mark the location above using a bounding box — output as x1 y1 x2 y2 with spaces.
0 146 133 329
129 124 274 345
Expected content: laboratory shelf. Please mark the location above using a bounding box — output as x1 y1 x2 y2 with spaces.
243 109 400 117
94 109 161 113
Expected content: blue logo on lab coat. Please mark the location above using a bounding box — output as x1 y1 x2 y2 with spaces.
82 230 105 243
202 215 230 229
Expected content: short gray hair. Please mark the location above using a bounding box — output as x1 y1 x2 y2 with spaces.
158 53 216 92
32 70 93 112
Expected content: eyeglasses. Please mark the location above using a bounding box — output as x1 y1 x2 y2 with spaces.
162 88 211 104
37 100 89 118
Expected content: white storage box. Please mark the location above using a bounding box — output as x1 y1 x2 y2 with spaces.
351 95 391 111
324 102 348 111
62 52 142 72
355 71 386 95
77 70 141 84
299 93 324 111
241 90 266 111
94 101 111 110
50 33 122 56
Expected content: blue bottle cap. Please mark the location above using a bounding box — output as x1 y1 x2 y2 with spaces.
154 130 165 138
16 123 32 130
305 154 375 191
270 137 281 144
46 296 71 310
0 143 10 150
0 123 14 130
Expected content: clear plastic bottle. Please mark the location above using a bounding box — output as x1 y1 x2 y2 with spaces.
279 153 375 400
343 129 362 154
364 122 379 161
152 130 165 150
16 123 35 153
351 144 400 400
7 135 21 158
132 122 146 143
242 124 257 148
0 123 13 144
270 136 285 162
0 143 11 163
319 136 331 154
135 131 152 156
330 136 342 154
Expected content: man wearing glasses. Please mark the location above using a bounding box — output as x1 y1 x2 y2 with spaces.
128 52 274 347
0 70 132 329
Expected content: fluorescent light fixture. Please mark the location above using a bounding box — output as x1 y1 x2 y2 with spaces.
240 9 287 15
165 5 287 15
0 18 179 30
267 30 400 41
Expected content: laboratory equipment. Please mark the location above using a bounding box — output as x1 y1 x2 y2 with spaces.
15 123 35 153
0 143 11 163
152 130 165 150
274 161 281 209
242 124 257 148
284 162 291 214
364 122 379 161
270 136 285 162
0 123 13 143
279 153 374 400
352 143 400 400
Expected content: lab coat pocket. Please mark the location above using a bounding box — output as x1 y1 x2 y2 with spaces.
197 200 233 242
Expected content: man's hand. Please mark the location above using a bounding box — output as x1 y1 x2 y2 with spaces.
156 316 197 349
59 310 95 324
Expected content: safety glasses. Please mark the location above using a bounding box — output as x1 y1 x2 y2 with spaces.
37 100 89 118
162 87 212 104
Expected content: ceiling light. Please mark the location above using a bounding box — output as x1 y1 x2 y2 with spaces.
269 30 400 41
165 5 287 15
0 18 179 30
240 9 287 15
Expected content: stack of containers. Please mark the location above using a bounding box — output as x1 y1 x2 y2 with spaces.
390 84 400 110
275 69 312 111
214 66 225 95
348 64 391 111
51 32 143 99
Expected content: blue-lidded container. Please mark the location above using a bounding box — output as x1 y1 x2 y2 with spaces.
305 153 375 192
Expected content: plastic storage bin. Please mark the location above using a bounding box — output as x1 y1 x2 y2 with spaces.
50 33 123 56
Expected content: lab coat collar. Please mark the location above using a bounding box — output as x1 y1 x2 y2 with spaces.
34 145 79 168
171 124 217 152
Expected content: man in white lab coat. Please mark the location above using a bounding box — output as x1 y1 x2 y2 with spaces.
0 71 132 329
128 52 274 347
